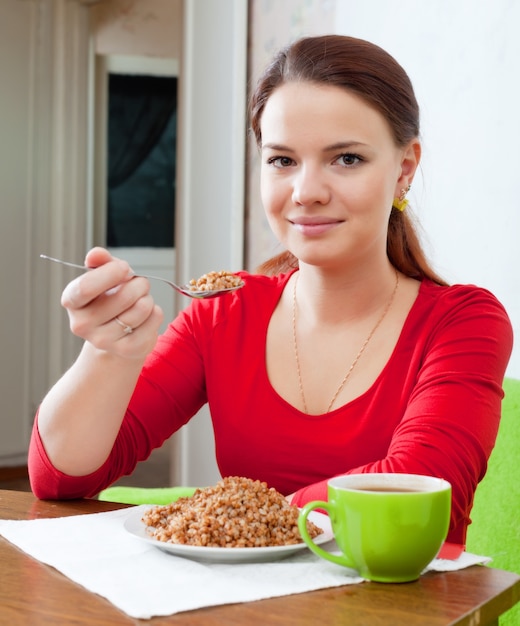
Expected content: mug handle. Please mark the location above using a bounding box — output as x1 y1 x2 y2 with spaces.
298 500 356 569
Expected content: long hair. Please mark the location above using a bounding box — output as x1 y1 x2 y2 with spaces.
250 35 446 285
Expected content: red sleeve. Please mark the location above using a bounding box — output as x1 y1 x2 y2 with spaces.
291 284 513 546
28 413 114 499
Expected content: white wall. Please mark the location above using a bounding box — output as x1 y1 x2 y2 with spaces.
334 0 519 378
91 0 182 58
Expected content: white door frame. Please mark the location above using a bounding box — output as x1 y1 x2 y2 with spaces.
171 0 248 487
175 0 247 287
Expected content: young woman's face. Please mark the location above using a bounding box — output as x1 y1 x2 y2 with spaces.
260 81 418 271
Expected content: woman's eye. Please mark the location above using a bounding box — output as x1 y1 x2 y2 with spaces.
267 156 294 168
335 153 362 167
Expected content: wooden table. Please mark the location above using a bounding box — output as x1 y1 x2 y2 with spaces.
1 490 519 625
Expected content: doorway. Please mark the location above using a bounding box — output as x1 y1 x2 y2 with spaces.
106 73 177 249
88 0 248 488
94 54 178 330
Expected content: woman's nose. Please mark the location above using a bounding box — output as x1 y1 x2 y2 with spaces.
291 166 331 206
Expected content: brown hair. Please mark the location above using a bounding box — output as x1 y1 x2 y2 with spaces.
251 35 446 285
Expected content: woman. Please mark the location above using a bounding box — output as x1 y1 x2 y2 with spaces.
29 35 513 549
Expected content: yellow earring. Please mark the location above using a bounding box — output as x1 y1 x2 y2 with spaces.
393 185 411 212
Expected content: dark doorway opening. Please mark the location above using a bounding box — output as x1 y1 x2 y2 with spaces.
106 74 177 248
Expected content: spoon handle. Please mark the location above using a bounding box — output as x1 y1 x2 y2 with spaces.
40 255 89 271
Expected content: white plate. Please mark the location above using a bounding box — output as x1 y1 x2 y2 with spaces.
124 508 333 563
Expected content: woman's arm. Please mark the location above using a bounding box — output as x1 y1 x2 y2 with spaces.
33 248 163 478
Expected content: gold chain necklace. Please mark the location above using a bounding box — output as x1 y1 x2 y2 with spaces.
292 270 399 414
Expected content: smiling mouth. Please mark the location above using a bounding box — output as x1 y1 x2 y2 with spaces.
289 219 343 236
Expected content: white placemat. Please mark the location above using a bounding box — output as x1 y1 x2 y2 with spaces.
0 506 490 620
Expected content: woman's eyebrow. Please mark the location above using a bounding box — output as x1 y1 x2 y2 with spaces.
261 140 369 152
323 141 369 151
261 143 294 152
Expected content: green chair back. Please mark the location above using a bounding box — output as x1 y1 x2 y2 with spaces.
466 377 520 625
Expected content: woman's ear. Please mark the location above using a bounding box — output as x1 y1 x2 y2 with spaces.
396 139 421 192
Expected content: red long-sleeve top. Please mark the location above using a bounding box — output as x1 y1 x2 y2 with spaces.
29 272 513 546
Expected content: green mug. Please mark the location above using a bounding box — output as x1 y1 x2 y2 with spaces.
298 473 451 583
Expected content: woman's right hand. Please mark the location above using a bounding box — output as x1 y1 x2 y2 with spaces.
61 247 164 360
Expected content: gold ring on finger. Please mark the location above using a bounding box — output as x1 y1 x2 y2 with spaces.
114 316 133 335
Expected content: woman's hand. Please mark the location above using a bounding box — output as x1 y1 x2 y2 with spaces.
61 247 164 359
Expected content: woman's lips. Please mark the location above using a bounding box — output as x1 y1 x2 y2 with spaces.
290 218 343 236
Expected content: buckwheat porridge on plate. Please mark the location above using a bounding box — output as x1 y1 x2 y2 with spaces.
142 476 323 548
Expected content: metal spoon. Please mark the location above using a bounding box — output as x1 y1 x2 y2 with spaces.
40 254 244 299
